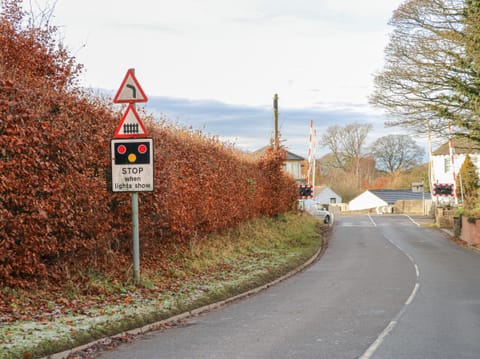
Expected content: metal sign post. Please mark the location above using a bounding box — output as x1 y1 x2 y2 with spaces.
111 68 151 285
131 192 140 283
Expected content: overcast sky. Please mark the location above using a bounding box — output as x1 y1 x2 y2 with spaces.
30 0 422 158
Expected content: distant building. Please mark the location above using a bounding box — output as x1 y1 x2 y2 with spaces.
253 147 306 183
432 138 480 195
313 186 342 206
349 189 431 214
284 151 305 183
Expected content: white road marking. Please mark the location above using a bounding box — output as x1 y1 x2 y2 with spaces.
405 282 419 305
404 214 420 226
359 233 421 359
367 214 377 227
359 321 397 359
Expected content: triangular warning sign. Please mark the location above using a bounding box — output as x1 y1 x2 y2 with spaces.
113 104 148 138
113 69 148 103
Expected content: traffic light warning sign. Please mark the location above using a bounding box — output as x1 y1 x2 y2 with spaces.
298 185 313 199
433 183 454 196
111 138 154 192
114 141 151 165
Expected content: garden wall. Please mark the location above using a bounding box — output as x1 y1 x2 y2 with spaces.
394 199 433 215
460 216 480 245
436 208 455 228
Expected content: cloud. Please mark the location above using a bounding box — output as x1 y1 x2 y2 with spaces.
44 0 401 110
143 95 393 158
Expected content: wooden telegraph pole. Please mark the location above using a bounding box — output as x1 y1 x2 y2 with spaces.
273 94 279 150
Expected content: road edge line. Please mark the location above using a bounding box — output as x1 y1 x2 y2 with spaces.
359 235 420 359
359 321 397 359
404 214 420 226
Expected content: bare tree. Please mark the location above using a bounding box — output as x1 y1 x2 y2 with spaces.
320 123 372 168
319 125 346 169
370 0 480 141
370 134 425 173
320 122 373 187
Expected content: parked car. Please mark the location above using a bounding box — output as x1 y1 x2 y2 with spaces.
317 207 331 224
302 200 332 224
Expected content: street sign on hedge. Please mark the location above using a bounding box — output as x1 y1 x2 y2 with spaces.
113 104 148 138
111 68 152 285
111 138 154 192
113 69 148 103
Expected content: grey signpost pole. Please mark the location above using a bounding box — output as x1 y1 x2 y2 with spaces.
112 68 150 285
130 69 141 284
132 191 140 284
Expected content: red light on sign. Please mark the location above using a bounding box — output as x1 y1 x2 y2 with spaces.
138 144 147 154
117 145 127 155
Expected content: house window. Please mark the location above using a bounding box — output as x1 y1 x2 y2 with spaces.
285 161 301 180
330 198 336 204
444 158 451 173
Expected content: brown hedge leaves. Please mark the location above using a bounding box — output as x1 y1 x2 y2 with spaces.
0 2 298 288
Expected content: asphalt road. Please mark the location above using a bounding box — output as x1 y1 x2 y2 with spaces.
368 215 480 359
99 214 480 359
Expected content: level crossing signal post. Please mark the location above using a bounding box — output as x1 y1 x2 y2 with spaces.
433 183 454 196
298 185 313 211
298 184 313 199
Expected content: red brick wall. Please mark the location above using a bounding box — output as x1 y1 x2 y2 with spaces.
461 216 480 245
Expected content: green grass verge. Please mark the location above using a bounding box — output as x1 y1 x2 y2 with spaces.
0 212 323 359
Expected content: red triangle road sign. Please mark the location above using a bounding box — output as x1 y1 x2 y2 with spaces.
113 104 148 138
113 69 148 103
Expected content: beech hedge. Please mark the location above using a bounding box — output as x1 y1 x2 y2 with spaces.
0 3 298 288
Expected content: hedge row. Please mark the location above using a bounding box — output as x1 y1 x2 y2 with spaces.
0 3 298 288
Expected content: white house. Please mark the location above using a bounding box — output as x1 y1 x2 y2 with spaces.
349 190 388 211
431 138 480 203
313 186 342 205
349 189 432 213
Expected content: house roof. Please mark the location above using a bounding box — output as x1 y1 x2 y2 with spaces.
253 146 305 161
285 151 305 161
314 185 341 196
314 185 327 193
433 137 480 155
370 189 431 204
